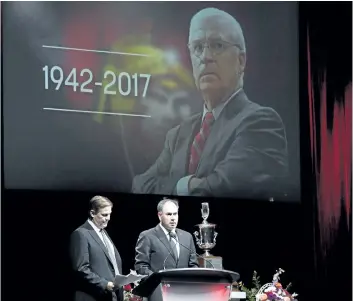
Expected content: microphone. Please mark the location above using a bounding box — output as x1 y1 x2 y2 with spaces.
170 232 215 269
163 233 178 270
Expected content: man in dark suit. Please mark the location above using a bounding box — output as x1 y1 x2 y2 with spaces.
132 7 288 199
135 198 198 301
70 196 123 301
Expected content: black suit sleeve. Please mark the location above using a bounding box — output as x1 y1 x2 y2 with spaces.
134 232 154 276
131 126 179 195
188 234 199 268
190 107 288 197
70 230 109 293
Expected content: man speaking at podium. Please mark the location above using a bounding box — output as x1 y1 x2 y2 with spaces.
134 198 198 301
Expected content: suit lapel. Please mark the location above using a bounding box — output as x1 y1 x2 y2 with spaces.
196 90 250 174
174 114 202 177
154 225 178 264
103 230 122 274
84 222 114 267
175 229 188 268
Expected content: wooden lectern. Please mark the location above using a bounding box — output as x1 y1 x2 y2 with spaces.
132 268 240 301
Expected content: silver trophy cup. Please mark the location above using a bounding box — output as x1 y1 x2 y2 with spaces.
194 202 218 257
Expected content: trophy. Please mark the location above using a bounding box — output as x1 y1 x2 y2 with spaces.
194 202 223 269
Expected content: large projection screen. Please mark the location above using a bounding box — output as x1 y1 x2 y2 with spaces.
3 2 300 201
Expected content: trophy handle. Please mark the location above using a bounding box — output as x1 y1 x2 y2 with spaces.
194 231 200 245
214 231 218 243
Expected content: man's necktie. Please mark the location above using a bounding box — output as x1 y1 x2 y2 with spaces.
189 112 215 174
101 230 120 275
169 233 179 261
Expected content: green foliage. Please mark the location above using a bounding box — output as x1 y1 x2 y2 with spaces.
285 282 292 291
238 271 261 301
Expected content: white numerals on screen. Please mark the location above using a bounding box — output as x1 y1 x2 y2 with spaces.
43 65 151 97
65 68 79 92
104 71 117 95
80 69 93 93
102 71 151 97
139 73 151 98
43 65 64 90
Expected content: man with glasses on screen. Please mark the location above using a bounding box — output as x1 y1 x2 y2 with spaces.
132 7 288 199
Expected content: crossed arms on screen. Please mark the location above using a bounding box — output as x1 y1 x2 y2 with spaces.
132 105 289 198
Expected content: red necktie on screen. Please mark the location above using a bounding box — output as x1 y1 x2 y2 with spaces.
188 112 215 174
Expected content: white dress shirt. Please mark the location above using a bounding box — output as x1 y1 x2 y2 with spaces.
88 219 114 253
176 88 242 195
88 219 120 275
88 219 106 245
159 223 180 258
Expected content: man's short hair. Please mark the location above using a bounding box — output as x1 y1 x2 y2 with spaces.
189 7 246 53
157 197 179 212
89 195 113 217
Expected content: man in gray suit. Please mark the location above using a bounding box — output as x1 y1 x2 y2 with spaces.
134 198 198 300
70 196 123 301
132 8 288 199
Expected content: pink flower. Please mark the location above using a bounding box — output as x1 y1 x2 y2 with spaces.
259 294 268 300
283 297 291 301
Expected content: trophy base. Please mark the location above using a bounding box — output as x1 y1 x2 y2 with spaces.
198 256 223 270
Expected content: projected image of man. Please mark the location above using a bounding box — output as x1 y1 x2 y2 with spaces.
132 7 288 199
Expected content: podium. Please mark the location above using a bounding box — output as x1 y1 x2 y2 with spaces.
132 268 240 301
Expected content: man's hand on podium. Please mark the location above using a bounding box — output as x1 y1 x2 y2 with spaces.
106 281 115 292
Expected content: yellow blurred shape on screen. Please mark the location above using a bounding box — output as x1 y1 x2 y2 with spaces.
94 38 194 124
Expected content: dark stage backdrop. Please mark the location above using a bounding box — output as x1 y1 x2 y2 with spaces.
2 191 307 301
1 2 352 301
302 2 352 301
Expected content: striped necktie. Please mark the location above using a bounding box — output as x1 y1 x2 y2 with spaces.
101 230 119 275
189 112 215 174
169 232 179 261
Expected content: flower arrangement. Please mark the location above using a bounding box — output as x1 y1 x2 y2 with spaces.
123 283 142 301
123 270 143 301
238 269 298 301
